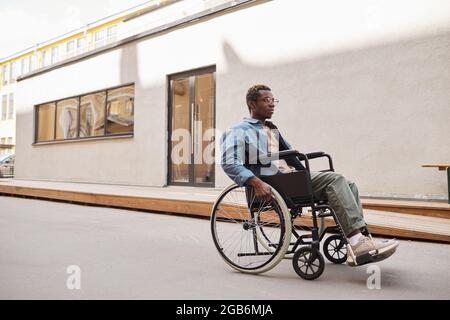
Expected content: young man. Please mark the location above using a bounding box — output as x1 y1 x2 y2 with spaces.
220 84 398 266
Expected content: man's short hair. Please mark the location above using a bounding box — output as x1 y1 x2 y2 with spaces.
246 84 271 111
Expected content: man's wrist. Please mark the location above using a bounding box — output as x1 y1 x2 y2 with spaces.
246 176 260 187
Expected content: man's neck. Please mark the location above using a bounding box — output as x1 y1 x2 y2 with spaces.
250 116 268 125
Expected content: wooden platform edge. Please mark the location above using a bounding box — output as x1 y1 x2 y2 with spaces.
1 184 449 244
362 202 450 219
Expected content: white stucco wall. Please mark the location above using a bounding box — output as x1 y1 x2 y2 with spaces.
15 0 450 200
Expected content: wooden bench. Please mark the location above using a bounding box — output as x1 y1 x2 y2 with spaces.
422 164 450 204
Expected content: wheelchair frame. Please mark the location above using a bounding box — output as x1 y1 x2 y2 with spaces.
211 150 358 280
258 151 346 252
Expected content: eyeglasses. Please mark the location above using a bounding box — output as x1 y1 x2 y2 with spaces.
258 97 279 105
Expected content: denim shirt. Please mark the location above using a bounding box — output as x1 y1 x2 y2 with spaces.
220 117 303 187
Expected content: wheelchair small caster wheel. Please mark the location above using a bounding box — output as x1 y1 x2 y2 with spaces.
323 234 347 264
292 246 324 280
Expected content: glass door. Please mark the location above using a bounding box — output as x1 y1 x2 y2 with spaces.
168 67 215 186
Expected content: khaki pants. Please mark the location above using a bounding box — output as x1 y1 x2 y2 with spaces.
310 171 367 236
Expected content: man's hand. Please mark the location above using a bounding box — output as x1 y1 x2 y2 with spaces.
246 176 272 201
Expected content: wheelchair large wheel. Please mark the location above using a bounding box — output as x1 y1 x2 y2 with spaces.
292 246 325 280
211 184 292 274
323 234 347 264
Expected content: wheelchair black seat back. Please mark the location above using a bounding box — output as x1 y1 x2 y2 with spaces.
246 170 314 210
211 150 350 280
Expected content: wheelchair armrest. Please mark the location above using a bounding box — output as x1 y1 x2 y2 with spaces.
255 150 302 163
305 152 325 160
259 151 325 161
249 150 334 172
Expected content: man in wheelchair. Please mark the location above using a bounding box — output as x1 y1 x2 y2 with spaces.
220 84 399 267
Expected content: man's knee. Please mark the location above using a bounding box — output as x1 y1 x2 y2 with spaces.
331 172 346 183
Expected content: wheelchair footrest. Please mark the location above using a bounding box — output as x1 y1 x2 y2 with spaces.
237 252 274 257
318 212 333 218
355 252 375 266
354 249 397 266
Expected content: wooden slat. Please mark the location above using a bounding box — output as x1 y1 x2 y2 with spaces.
362 199 450 219
1 184 449 243
0 185 213 217
422 164 450 171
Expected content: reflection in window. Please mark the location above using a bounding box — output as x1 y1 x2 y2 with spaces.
35 84 134 143
80 92 106 137
170 78 190 183
37 103 55 142
106 85 134 134
56 98 79 139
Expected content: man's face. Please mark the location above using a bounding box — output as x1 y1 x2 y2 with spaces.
249 90 276 120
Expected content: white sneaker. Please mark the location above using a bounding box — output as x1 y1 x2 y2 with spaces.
347 237 399 266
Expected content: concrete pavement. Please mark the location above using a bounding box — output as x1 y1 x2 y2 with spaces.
0 195 449 299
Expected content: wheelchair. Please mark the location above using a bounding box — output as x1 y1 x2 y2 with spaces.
211 150 370 280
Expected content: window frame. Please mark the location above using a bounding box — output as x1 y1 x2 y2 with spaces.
33 82 135 145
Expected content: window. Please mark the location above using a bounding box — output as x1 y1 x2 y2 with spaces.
80 92 106 137
30 54 37 71
42 49 51 67
0 137 5 144
36 102 56 142
14 60 22 79
7 137 12 144
3 64 9 85
56 98 79 140
106 25 117 43
9 62 15 82
77 37 86 54
1 95 7 120
8 93 14 119
35 84 134 143
51 46 59 64
95 29 106 48
22 56 30 74
66 40 75 58
106 85 134 134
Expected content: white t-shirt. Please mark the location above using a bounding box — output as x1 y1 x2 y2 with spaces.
263 124 297 174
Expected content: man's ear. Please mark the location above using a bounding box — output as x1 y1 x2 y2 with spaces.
248 100 255 112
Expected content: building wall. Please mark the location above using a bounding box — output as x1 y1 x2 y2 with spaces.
15 0 450 200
